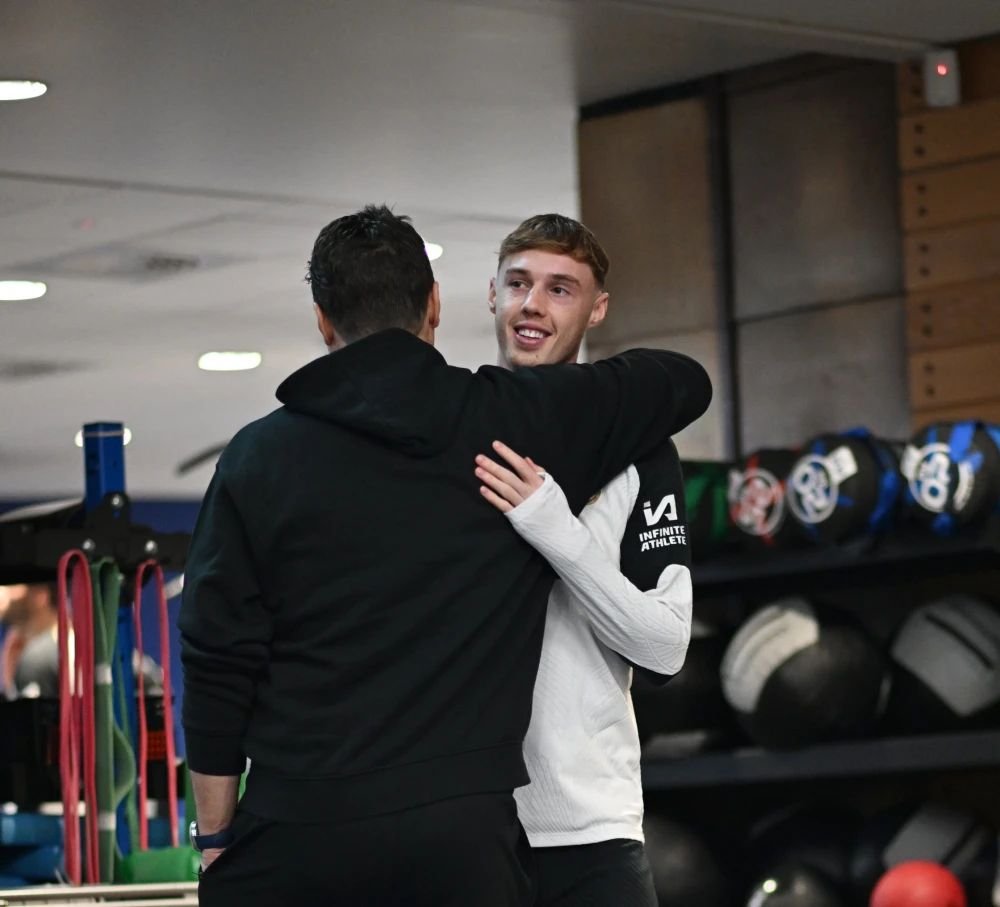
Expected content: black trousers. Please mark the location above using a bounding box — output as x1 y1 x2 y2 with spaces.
534 839 657 907
198 792 535 907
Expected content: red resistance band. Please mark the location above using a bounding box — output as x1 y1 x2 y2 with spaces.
133 560 179 849
57 550 100 885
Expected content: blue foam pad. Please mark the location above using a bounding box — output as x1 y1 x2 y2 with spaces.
0 844 62 881
0 874 30 888
0 814 62 847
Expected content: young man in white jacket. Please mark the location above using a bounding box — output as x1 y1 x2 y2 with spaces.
474 214 699 906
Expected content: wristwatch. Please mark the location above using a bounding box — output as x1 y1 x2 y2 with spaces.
189 820 236 852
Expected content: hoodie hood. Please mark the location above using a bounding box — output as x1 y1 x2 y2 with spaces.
275 329 472 457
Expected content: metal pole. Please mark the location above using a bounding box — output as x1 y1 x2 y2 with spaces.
82 423 126 514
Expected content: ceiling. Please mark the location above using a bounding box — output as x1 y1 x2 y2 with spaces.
2 0 998 498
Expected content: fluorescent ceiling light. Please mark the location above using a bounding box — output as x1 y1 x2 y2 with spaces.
75 428 132 448
198 351 263 372
0 280 47 301
0 80 48 101
424 242 443 262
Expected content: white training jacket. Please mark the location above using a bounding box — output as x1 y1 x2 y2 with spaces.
508 444 693 847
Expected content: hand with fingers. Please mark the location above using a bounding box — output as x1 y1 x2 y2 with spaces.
200 847 226 874
475 441 548 514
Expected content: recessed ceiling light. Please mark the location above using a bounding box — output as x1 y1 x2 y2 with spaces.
75 427 132 448
198 351 263 372
0 280 47 301
0 80 48 101
425 242 444 262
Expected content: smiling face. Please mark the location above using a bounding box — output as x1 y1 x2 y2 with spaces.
489 249 608 369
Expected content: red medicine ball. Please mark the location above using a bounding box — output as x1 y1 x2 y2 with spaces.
870 861 966 907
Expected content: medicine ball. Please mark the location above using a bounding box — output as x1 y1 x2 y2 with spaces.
744 863 846 907
720 598 889 749
632 621 734 750
744 803 859 890
870 861 967 907
786 431 902 544
682 461 733 559
884 595 1000 734
902 422 1000 536
728 449 804 548
644 814 729 907
850 801 998 907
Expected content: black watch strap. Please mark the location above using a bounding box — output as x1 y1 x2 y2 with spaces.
189 820 236 852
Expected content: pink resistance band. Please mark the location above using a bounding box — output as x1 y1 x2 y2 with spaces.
57 550 100 884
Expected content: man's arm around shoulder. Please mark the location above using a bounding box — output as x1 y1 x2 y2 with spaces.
499 348 711 511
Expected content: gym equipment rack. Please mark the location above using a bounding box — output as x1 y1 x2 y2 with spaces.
643 514 1000 789
0 423 188 586
0 423 191 900
691 515 1000 596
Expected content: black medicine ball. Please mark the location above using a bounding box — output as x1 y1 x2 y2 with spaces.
644 814 730 907
728 448 804 548
744 803 859 890
720 598 889 749
850 801 999 906
683 460 734 559
884 595 1000 734
744 863 846 907
786 432 902 544
632 621 734 751
902 421 1000 535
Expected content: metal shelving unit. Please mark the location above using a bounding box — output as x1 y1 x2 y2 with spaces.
691 517 1000 595
642 730 1000 790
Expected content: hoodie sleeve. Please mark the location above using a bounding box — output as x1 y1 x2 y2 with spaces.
510 349 712 512
178 468 272 775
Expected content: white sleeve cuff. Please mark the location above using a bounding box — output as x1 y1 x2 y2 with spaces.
505 473 592 565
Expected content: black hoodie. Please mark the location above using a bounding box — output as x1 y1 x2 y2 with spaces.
179 329 711 821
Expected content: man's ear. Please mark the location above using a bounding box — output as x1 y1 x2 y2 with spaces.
488 277 497 315
427 282 441 330
589 291 609 329
314 304 338 347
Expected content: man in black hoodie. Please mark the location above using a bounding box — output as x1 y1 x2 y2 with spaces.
180 205 711 907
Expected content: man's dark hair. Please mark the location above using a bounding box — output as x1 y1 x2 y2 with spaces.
306 205 435 342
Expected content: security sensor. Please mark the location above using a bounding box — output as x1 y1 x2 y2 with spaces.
923 49 960 107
